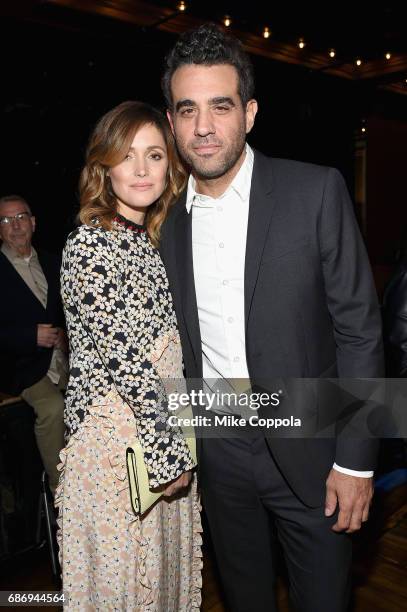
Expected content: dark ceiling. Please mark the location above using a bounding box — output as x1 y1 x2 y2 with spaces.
0 0 406 257
4 1 407 94
148 0 407 60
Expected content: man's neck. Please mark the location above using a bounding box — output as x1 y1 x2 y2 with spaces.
194 147 247 199
2 242 32 259
16 246 32 258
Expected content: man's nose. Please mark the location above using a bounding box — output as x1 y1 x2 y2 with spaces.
194 110 215 137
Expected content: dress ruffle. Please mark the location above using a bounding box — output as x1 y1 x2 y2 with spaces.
55 392 202 610
190 491 203 609
55 397 154 608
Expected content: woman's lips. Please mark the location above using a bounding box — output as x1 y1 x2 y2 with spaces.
130 183 153 190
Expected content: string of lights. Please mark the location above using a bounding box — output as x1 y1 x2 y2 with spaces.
165 3 407 95
172 3 402 74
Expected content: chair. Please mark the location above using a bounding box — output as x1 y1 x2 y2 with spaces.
0 396 60 583
36 471 60 582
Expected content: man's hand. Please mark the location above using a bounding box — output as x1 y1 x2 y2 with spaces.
37 323 59 348
162 471 192 497
54 327 68 353
325 469 374 533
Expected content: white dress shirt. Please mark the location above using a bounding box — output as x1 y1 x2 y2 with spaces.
186 144 372 478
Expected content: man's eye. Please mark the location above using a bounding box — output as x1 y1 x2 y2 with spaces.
180 108 195 116
215 106 230 113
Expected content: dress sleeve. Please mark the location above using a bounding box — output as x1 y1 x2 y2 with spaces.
61 227 195 488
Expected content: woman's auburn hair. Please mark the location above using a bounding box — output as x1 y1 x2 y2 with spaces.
78 101 186 246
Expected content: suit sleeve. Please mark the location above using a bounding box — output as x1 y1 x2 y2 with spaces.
318 168 385 471
61 228 195 488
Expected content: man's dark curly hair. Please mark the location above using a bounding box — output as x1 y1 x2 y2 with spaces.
162 23 255 109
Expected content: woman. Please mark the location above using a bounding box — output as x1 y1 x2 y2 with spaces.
56 101 202 610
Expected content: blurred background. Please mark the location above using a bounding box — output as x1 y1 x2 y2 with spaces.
1 0 406 293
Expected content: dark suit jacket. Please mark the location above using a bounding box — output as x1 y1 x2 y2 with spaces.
160 150 384 507
0 248 65 395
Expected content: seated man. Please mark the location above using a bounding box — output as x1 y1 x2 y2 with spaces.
0 194 67 495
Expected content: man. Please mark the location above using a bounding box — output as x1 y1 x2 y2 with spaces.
159 24 384 612
0 195 67 495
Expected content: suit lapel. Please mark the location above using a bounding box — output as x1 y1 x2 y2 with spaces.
172 150 276 365
174 202 202 369
244 151 277 328
0 251 46 311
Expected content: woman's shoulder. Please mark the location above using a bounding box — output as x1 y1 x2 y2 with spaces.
62 224 115 265
65 223 110 248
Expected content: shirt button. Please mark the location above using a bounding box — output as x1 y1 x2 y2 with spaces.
233 356 240 363
217 206 223 212
227 317 234 323
222 279 229 286
219 242 225 249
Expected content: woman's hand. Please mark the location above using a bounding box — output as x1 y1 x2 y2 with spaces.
162 471 192 497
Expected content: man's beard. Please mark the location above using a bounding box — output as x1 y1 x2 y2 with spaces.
177 127 246 180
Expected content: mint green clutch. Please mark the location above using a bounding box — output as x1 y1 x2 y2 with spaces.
126 410 197 515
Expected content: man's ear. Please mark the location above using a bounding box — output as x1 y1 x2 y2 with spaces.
31 216 36 233
245 99 258 134
166 109 175 135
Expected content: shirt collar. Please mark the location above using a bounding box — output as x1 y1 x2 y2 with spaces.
186 143 254 213
1 242 36 264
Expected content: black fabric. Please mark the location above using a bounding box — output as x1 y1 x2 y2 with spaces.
0 249 64 394
160 151 384 508
0 400 43 555
382 252 407 377
200 432 352 612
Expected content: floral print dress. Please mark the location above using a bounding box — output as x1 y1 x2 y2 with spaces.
55 214 202 611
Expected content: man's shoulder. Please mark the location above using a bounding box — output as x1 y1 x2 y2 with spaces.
161 192 188 240
167 192 188 219
254 149 333 183
0 250 12 271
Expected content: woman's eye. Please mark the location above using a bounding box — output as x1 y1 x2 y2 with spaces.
150 153 163 161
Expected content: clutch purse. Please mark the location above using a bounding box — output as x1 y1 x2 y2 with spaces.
126 407 197 516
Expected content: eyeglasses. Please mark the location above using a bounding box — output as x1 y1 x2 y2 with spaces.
0 212 32 225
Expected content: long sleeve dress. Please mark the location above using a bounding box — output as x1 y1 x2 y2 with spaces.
55 213 202 611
